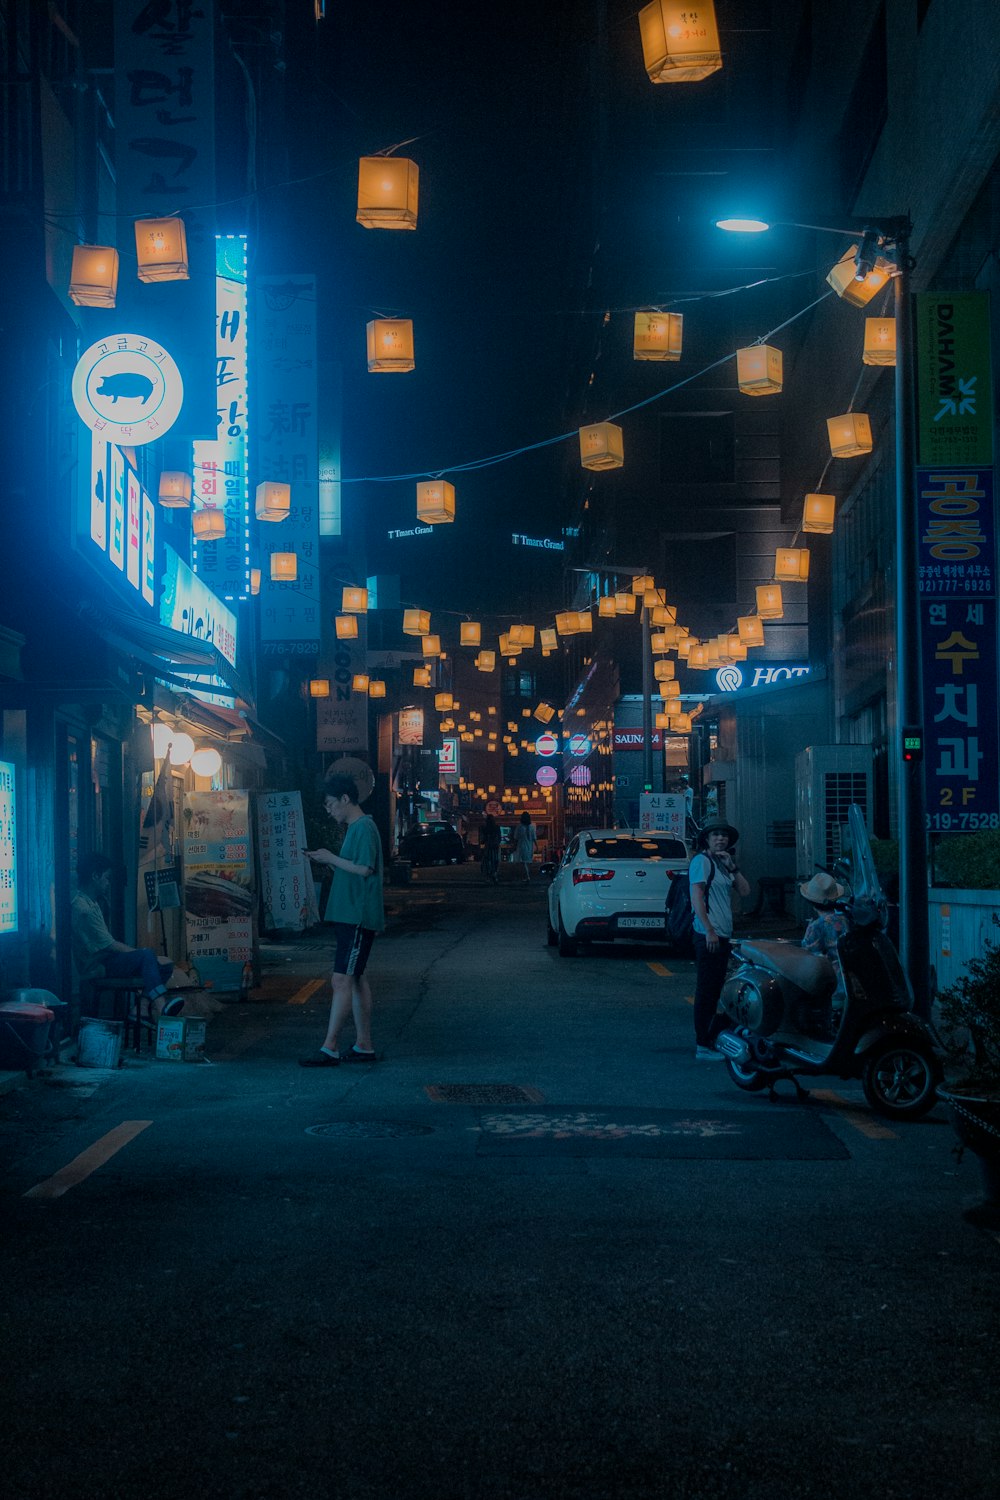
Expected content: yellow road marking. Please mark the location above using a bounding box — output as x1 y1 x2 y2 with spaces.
288 977 326 1006
811 1088 898 1140
24 1121 153 1200
647 961 674 977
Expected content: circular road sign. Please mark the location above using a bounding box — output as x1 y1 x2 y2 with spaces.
536 766 558 787
569 733 592 757
535 732 558 757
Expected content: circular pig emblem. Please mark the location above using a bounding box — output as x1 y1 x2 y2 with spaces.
72 333 183 446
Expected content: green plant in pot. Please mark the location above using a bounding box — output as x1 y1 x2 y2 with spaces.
936 930 1000 1228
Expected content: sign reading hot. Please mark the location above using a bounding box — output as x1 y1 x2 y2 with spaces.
72 333 184 446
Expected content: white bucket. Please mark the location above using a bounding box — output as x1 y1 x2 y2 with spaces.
76 1017 124 1069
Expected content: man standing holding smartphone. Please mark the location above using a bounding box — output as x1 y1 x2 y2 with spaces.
689 822 750 1060
300 774 384 1067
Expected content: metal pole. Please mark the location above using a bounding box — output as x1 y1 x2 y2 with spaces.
641 602 654 792
892 222 931 1017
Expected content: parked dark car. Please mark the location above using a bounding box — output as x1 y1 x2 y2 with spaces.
397 821 466 866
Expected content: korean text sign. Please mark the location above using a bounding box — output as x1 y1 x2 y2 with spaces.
922 600 1000 830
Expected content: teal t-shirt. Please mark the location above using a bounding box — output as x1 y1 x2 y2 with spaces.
324 816 385 932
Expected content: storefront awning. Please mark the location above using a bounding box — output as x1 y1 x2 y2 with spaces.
78 600 253 706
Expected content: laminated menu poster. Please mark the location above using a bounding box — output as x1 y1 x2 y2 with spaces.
256 790 320 933
183 789 255 991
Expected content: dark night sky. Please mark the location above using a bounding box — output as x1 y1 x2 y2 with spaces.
290 0 784 620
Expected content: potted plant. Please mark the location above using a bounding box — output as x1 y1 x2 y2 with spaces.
935 928 1000 1228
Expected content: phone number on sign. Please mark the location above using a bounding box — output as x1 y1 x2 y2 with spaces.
927 812 1000 831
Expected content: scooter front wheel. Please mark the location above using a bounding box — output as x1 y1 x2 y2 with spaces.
724 1058 769 1093
861 1042 940 1120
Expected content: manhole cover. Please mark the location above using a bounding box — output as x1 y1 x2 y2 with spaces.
425 1084 545 1105
306 1121 435 1139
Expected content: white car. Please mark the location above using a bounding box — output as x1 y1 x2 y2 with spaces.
546 828 690 956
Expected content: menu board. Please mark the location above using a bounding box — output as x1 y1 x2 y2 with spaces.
183 789 254 990
256 791 319 933
0 761 16 934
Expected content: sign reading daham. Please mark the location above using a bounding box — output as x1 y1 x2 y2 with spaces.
915 292 994 467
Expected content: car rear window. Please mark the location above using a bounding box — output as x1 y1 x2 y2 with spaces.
584 837 687 861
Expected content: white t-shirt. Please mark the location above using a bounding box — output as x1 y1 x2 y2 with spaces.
689 852 736 939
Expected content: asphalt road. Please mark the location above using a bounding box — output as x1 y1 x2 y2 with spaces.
1 864 997 1500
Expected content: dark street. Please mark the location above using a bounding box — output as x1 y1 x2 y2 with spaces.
2 868 997 1500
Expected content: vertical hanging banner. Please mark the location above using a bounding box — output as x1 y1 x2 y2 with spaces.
256 791 320 932
915 292 994 467
316 630 369 753
183 789 255 989
0 761 17 934
114 0 217 434
916 293 997 832
255 275 321 655
193 236 250 600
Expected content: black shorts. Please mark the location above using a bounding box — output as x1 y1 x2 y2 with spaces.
332 923 377 978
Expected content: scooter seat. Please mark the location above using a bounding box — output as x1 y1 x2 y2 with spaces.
737 938 835 996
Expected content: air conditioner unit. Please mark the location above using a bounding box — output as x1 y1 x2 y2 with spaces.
795 745 873 882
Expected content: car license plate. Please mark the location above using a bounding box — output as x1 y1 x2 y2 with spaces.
618 916 663 930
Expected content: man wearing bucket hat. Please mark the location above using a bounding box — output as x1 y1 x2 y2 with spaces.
800 871 848 1016
689 822 751 1059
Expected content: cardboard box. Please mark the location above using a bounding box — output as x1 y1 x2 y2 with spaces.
155 1017 207 1062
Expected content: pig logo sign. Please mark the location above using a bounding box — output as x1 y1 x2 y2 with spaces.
72 333 183 446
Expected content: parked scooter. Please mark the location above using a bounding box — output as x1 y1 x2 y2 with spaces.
715 805 941 1120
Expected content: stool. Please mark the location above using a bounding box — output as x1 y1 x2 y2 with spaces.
80 977 149 1055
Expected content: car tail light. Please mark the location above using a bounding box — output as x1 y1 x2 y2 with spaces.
573 867 615 885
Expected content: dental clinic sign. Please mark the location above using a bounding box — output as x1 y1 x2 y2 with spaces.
714 663 810 692
916 293 994 466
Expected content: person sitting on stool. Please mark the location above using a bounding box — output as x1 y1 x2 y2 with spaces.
71 852 183 1018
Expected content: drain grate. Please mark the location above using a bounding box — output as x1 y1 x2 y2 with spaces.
306 1121 435 1139
425 1084 545 1105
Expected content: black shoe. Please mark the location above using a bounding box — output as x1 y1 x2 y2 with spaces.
342 1047 378 1062
299 1051 340 1067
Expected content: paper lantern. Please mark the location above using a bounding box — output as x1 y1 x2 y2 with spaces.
193 508 225 540
498 632 519 655
687 644 709 669
461 621 481 647
802 492 836 534
510 624 536 648
651 604 677 626
575 610 593 633
826 246 891 307
755 584 784 619
724 635 747 661
353 674 371 693
435 693 454 711
775 547 810 582
555 612 578 636
540 628 558 652
737 615 764 646
335 614 359 639
249 568 261 596
651 632 669 653
69 245 119 308
643 586 666 608
677 637 696 659
827 413 873 458
661 625 684 648
579 422 624 471
167 732 195 766
705 640 721 667
255 481 291 522
158 471 192 508
659 679 681 699
614 591 637 615
366 318 414 372
309 679 331 698
422 634 442 657
342 586 368 613
863 318 896 367
669 713 693 734
598 595 617 618
356 156 419 230
633 311 683 360
475 650 496 672
416 479 455 524
737 344 783 396
368 680 386 698
403 608 431 636
638 0 722 82
654 658 676 681
631 574 655 595
134 216 189 282
190 747 222 778
412 667 431 687
655 712 671 730
534 703 556 723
